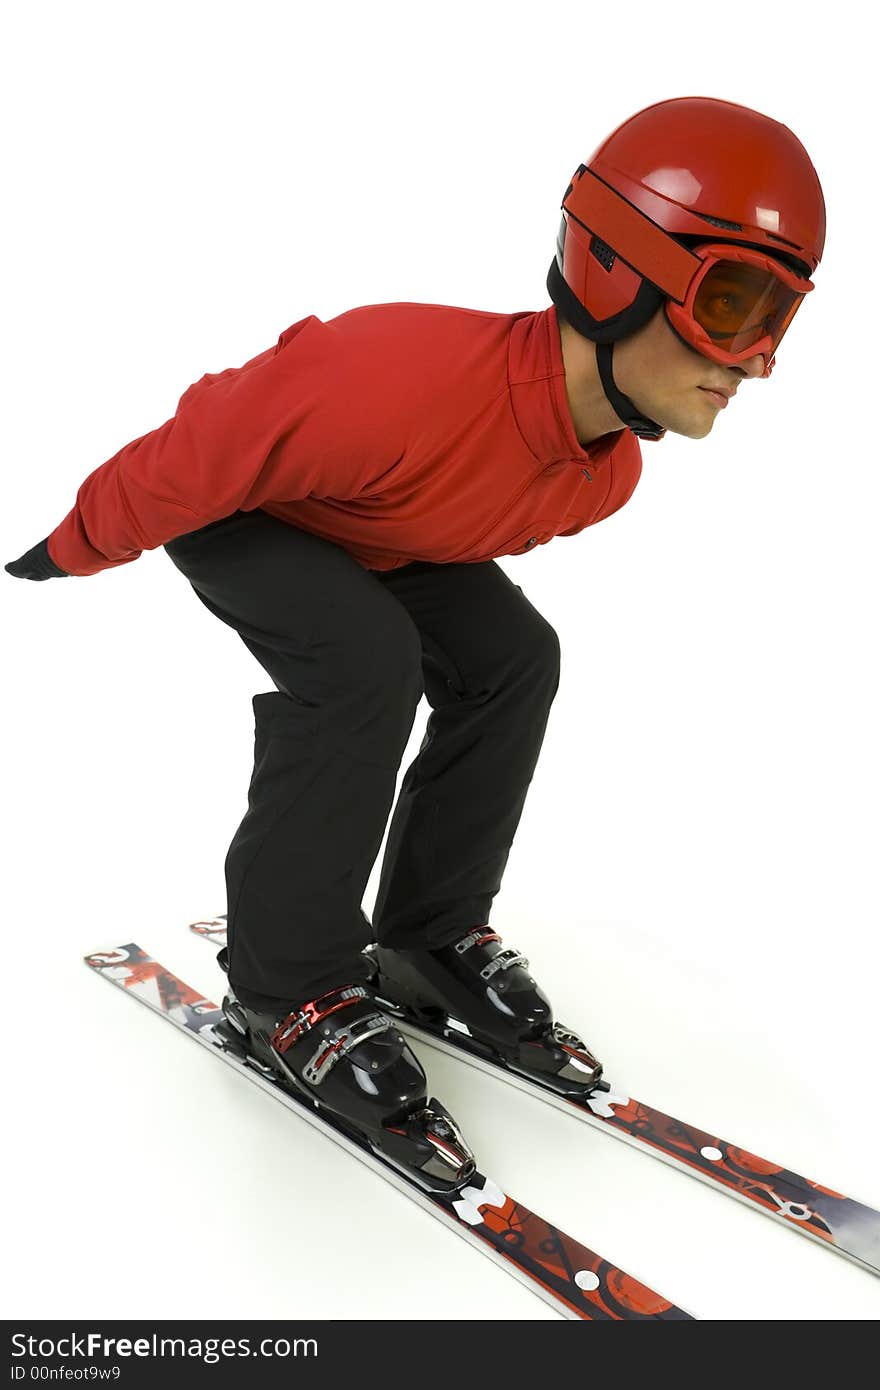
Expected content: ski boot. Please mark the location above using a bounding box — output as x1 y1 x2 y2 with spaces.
215 947 475 1194
370 928 604 1099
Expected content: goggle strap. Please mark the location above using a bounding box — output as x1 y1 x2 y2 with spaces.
562 167 702 304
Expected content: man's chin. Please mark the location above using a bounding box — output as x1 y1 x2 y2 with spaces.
625 396 714 441
661 409 715 440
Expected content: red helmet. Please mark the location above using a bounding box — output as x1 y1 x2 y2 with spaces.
547 97 826 440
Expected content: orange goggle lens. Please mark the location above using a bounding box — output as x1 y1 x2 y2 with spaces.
692 260 804 356
666 244 816 372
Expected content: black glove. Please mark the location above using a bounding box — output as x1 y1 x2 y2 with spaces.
5 538 69 581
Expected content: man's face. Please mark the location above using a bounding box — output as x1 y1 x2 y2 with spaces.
614 304 766 439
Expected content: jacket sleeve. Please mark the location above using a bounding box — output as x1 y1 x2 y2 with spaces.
44 315 390 577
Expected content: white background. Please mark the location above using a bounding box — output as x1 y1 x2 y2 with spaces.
3 0 878 1324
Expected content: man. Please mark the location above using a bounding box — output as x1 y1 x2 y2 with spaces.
5 96 825 1184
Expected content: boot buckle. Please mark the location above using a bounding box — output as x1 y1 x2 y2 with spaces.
479 947 529 981
302 1010 392 1085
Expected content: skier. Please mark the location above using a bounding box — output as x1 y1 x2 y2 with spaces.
6 96 825 1184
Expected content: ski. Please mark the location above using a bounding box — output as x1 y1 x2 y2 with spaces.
191 914 880 1278
84 941 691 1321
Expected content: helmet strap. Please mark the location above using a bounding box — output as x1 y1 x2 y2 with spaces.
595 342 666 442
547 257 667 441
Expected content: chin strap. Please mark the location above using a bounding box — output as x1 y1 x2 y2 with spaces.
596 341 666 442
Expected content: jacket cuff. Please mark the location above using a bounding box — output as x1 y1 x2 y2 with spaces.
36 537 69 579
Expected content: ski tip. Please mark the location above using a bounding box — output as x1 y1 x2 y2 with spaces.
188 914 228 939
83 943 151 969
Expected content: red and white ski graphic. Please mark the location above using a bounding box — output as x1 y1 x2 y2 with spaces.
84 941 691 1322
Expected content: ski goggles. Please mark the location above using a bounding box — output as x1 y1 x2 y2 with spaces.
663 243 814 378
561 169 815 378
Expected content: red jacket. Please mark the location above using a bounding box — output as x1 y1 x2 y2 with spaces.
45 301 643 577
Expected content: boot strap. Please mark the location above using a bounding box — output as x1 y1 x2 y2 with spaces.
271 984 370 1054
453 929 529 980
454 927 501 955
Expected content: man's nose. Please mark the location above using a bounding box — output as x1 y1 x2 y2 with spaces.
739 352 768 380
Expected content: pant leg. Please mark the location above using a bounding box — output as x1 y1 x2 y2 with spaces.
368 559 561 949
163 510 425 1008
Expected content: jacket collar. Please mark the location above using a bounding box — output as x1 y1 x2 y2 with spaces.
508 304 624 468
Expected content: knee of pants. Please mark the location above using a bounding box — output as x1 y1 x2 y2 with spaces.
508 611 561 698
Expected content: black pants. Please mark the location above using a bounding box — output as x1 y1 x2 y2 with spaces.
163 509 560 1010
